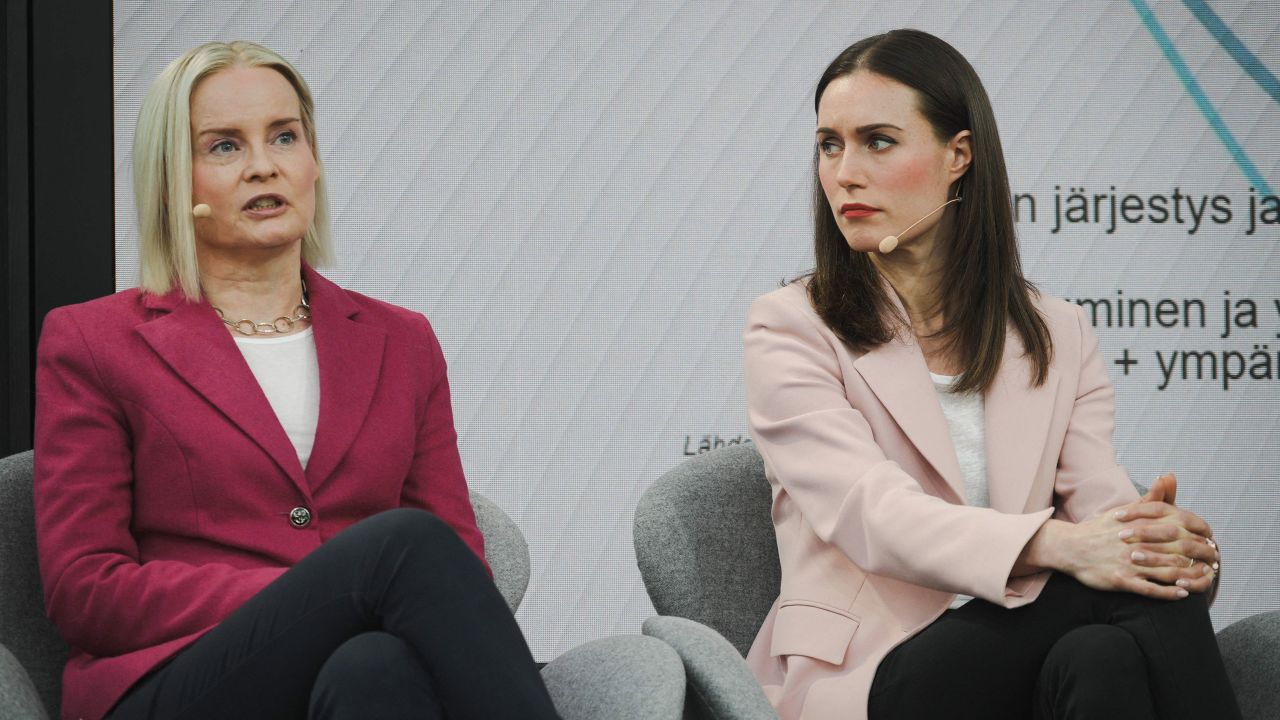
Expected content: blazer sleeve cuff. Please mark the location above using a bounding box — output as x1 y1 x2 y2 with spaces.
982 506 1055 607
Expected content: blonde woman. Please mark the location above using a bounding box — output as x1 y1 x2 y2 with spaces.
35 41 558 720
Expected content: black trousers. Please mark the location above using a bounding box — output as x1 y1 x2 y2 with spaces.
106 508 560 720
868 572 1241 719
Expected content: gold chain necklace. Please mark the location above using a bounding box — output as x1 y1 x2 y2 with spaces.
212 283 311 336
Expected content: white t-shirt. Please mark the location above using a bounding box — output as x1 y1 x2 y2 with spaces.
930 371 988 609
233 327 320 469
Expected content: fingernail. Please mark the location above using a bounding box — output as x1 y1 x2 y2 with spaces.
1118 529 1134 539
1176 579 1190 588
1211 562 1220 571
1131 551 1146 562
1203 564 1213 575
1176 589 1189 598
1114 510 1128 519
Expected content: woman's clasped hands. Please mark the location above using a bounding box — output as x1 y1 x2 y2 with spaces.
1024 473 1221 601
1116 473 1220 597
1073 473 1220 600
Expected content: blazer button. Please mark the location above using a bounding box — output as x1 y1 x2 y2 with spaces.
289 506 312 528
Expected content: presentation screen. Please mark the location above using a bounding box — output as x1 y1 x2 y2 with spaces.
114 1 1278 659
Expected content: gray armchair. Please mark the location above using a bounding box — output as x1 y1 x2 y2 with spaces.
0 450 685 720
634 443 1280 720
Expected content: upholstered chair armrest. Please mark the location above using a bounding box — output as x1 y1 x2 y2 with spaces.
541 634 686 720
468 491 531 612
1217 610 1280 720
0 642 49 720
642 616 779 720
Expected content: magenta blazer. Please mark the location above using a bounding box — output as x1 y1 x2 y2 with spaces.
34 265 486 720
743 281 1138 720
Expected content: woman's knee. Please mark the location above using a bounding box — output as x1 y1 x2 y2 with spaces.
318 632 418 682
1036 625 1155 719
1044 624 1146 677
311 632 439 716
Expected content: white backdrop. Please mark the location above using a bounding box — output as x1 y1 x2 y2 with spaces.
114 1 1278 660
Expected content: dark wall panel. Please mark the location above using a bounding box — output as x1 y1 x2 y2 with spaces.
3 0 114 454
3 0 33 454
31 0 114 333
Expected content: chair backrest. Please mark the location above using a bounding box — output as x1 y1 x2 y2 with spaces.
634 443 780 657
0 449 529 719
0 451 66 719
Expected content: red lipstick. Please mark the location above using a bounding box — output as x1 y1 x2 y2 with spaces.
840 203 880 218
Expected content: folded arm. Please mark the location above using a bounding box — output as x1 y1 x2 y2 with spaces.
1014 306 1217 600
744 291 1051 605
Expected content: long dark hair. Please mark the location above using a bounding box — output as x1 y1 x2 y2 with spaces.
805 29 1050 393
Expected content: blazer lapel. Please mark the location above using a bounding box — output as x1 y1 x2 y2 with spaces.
853 335 966 502
302 266 387 489
984 327 1060 513
137 289 310 498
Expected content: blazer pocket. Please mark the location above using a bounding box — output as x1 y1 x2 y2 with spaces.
769 599 860 665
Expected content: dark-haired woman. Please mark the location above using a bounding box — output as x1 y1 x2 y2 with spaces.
743 29 1240 720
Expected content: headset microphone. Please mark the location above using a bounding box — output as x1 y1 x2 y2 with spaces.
192 204 212 218
878 196 962 254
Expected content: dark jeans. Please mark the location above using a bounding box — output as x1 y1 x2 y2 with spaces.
869 572 1241 720
107 508 560 720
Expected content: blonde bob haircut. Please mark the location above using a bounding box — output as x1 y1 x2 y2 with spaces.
133 40 333 299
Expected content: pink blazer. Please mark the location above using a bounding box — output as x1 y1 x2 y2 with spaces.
34 266 485 720
742 281 1138 720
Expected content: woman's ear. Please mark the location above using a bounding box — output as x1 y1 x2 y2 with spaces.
948 130 973 181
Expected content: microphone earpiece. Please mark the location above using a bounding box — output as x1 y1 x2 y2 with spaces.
878 196 961 254
192 203 212 219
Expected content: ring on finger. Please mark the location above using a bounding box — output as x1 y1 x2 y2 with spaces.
1185 556 1195 569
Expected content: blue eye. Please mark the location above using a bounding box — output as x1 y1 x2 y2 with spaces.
818 139 841 157
275 131 297 146
868 136 895 151
210 140 237 154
